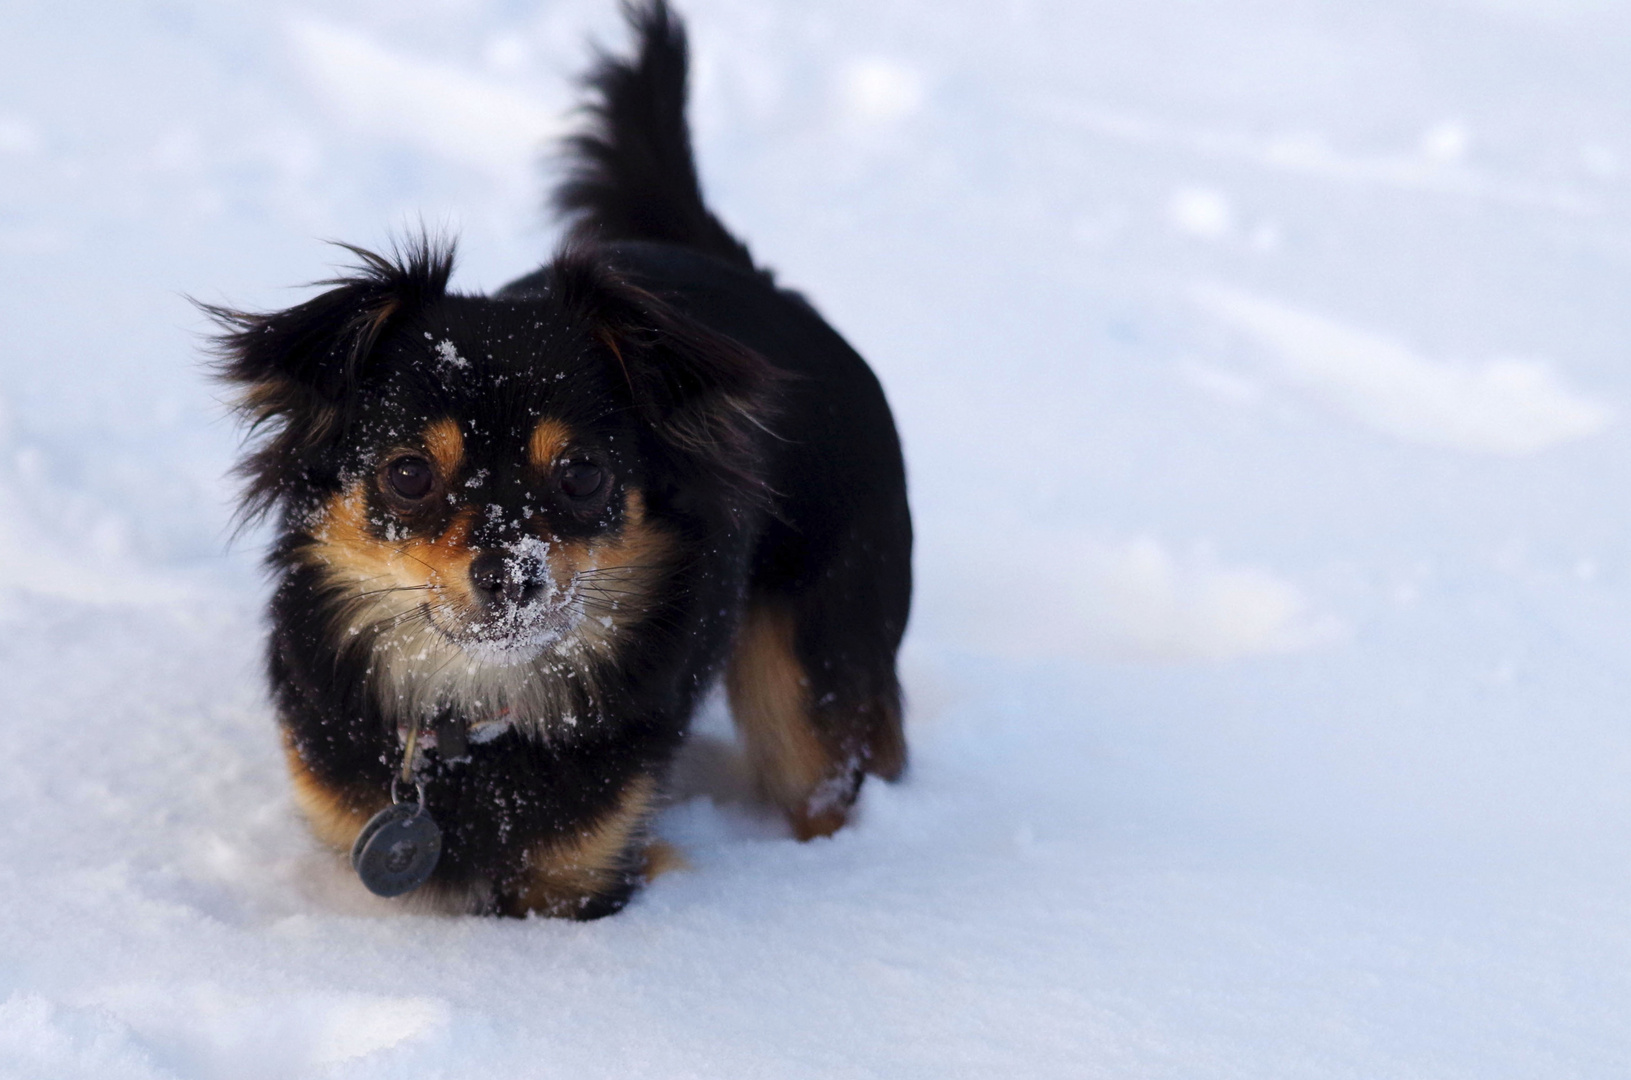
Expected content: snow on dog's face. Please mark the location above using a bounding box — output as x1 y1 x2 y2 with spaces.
303 396 673 726
310 405 668 673
207 238 773 726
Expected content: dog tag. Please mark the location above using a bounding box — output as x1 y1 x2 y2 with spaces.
352 802 442 898
350 802 411 868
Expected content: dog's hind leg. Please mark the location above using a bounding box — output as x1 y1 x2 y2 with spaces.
727 523 909 839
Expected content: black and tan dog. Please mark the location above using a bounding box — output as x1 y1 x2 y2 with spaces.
210 0 910 918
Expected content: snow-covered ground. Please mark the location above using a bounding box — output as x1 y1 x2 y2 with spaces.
3 0 1630 1075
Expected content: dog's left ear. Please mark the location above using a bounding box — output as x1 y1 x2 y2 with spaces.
203 238 455 523
551 249 780 512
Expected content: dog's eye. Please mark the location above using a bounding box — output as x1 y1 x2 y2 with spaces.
559 462 606 500
385 456 436 501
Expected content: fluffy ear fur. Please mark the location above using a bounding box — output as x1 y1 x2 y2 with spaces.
550 247 780 514
202 236 455 523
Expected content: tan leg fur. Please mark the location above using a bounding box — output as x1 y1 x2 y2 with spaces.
725 601 855 839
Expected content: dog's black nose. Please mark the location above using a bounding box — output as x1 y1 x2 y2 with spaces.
469 550 547 607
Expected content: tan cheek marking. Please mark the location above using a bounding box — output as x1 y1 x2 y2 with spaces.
553 488 657 574
421 417 464 478
283 735 384 852
404 509 479 605
512 773 659 915
606 491 671 573
547 488 671 615
308 486 413 585
307 484 480 610
528 418 573 470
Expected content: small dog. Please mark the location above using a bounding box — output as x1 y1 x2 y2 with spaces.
210 0 910 918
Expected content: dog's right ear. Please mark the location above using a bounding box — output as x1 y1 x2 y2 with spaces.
202 237 455 523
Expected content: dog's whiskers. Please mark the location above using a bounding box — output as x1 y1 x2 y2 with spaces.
353 584 436 599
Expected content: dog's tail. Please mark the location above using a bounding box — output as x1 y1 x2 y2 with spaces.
554 0 759 274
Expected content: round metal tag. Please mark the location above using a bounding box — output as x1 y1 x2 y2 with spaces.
350 803 414 869
352 804 442 898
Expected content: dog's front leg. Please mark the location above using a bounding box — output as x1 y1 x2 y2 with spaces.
487 767 671 920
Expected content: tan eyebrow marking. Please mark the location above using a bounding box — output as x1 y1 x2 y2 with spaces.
421 417 464 477
528 417 573 469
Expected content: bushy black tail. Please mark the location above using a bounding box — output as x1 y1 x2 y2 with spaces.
554 0 757 273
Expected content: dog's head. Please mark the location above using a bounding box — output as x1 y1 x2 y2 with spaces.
210 239 772 716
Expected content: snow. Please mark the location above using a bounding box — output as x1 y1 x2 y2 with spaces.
1193 282 1613 454
3 0 1631 1075
432 339 469 371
